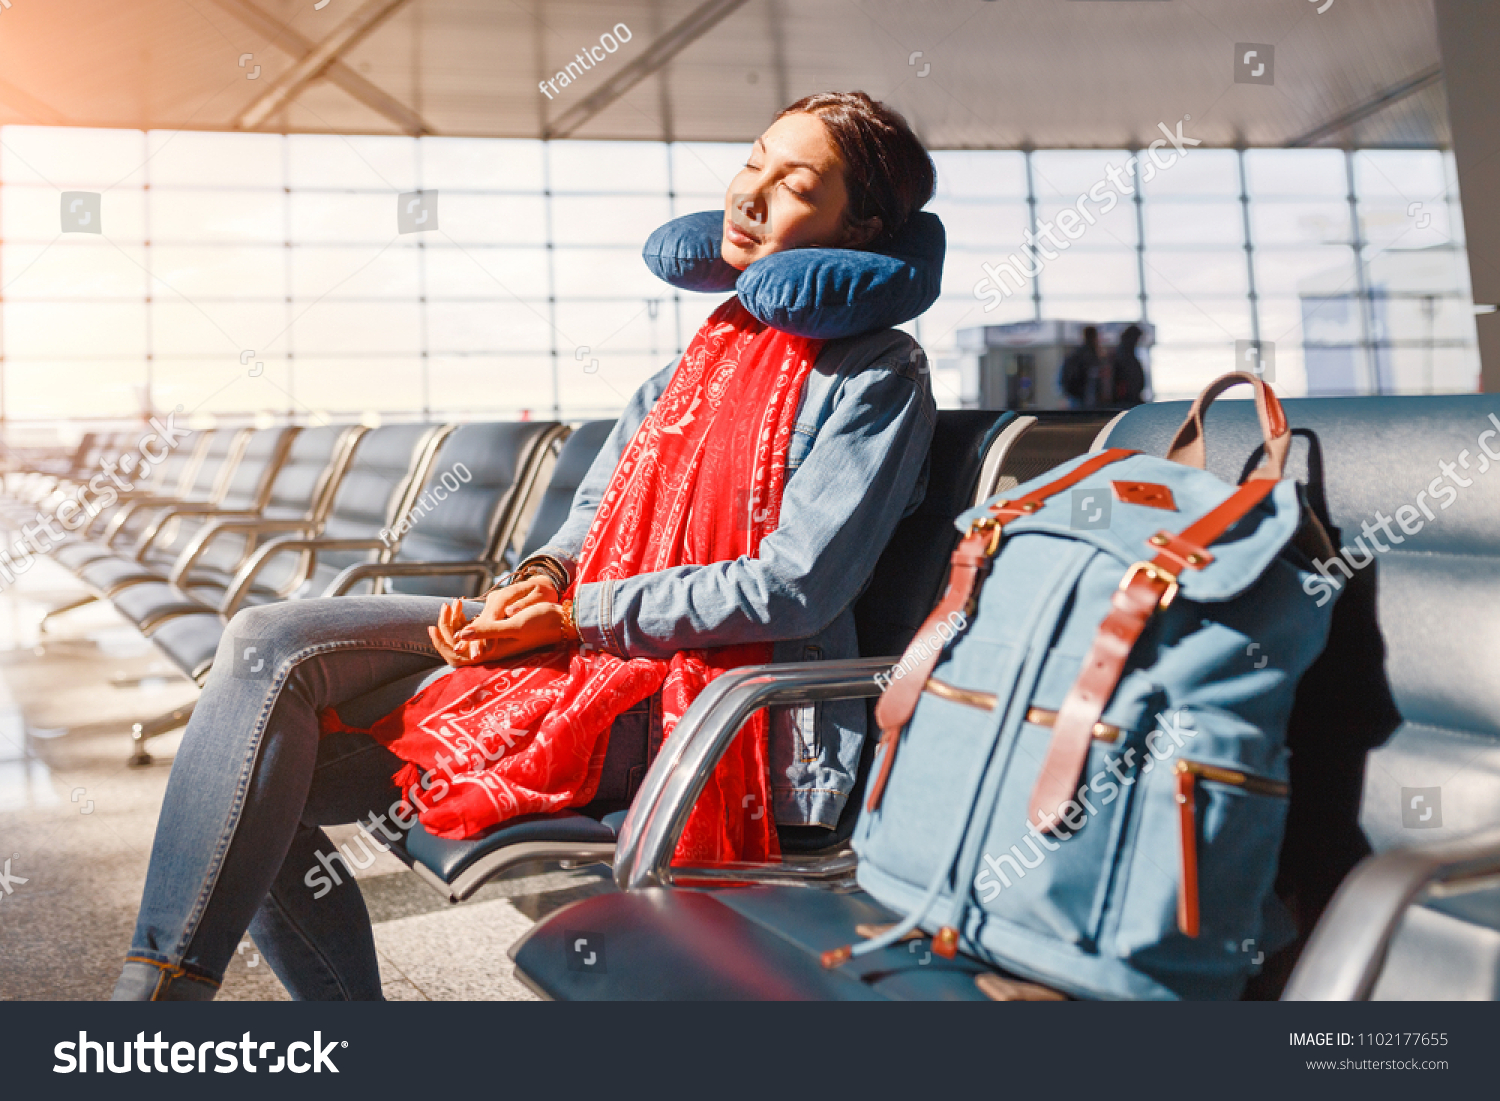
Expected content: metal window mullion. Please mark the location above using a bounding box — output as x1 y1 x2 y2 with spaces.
543 140 560 420
283 133 294 420
1133 147 1149 324
143 129 155 420
1346 149 1378 394
0 126 6 430
1238 148 1261 348
416 136 430 421
1024 149 1042 321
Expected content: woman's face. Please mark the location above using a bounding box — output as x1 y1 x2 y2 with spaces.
721 111 880 268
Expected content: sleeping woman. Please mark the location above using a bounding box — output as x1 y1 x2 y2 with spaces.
113 90 938 1000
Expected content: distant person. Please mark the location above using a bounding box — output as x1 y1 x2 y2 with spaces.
1059 325 1105 408
1109 324 1147 407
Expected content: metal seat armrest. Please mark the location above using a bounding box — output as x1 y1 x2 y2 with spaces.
219 536 388 617
612 656 895 891
132 506 259 560
168 518 318 586
1283 825 1500 1001
103 496 189 544
322 560 494 597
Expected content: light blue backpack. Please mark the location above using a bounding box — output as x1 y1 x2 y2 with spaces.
838 374 1337 1000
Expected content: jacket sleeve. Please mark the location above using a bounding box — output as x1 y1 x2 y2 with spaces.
571 342 936 659
525 360 678 587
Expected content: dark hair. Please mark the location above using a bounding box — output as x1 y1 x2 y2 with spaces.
1082 325 1099 345
777 91 935 247
1119 324 1143 349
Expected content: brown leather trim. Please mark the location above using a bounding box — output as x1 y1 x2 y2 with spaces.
1166 372 1290 482
866 448 1139 812
975 973 1068 1001
1024 705 1122 743
920 680 1123 742
923 677 997 710
1112 480 1177 511
1027 476 1280 831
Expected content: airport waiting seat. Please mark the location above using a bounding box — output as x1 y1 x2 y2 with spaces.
0 431 96 479
327 418 571 599
513 394 1500 1001
72 425 300 598
101 424 363 631
385 411 1057 903
0 428 196 533
123 420 565 762
50 428 243 574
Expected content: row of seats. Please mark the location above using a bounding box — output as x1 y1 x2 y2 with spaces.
508 392 1500 1001
3 409 1115 912
0 417 598 764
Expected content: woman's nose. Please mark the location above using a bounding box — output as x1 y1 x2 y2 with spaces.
736 192 768 228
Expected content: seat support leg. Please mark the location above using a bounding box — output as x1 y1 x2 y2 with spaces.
39 594 99 634
129 700 196 767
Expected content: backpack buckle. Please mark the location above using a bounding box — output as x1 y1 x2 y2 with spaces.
1119 561 1180 609
967 516 1004 557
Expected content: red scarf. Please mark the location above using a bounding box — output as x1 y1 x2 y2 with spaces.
326 299 823 864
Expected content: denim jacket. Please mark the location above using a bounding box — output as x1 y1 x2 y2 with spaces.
533 326 935 828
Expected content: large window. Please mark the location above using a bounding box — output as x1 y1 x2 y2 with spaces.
0 127 1482 431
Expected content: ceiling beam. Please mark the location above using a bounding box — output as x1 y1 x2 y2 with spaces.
231 0 417 132
212 0 428 134
543 0 752 140
1286 64 1445 148
0 75 70 126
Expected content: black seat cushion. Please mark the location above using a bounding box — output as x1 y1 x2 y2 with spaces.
147 612 231 682
517 420 616 560
512 885 996 1001
388 420 561 597
395 812 618 889
853 410 1013 659
113 581 224 630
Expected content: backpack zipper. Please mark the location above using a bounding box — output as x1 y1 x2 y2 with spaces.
1173 759 1288 937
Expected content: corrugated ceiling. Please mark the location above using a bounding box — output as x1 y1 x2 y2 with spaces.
0 0 1449 148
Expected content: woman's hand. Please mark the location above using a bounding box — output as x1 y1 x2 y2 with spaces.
426 575 568 667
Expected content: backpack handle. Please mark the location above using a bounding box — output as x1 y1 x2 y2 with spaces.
1166 371 1289 482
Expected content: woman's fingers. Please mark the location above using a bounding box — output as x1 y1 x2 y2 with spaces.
436 600 468 650
501 588 549 617
428 625 464 666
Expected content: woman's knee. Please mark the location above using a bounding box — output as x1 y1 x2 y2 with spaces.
221 597 443 671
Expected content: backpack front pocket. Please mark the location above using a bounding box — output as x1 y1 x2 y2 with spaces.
1111 750 1289 995
973 716 1144 950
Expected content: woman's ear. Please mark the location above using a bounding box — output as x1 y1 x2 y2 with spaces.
838 214 883 249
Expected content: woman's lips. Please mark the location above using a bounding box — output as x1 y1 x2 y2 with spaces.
725 219 761 249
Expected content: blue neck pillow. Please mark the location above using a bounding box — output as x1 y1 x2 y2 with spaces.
642 210 946 340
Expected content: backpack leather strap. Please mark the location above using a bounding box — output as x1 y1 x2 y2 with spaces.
1027 476 1279 830
867 448 1138 812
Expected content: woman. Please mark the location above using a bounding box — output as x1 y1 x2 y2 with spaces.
112 91 937 1001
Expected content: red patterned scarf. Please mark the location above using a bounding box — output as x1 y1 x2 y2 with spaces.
328 298 823 864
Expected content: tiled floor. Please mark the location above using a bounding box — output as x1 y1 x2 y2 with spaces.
0 556 611 1001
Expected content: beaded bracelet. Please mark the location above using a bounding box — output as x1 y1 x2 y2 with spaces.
559 598 579 642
